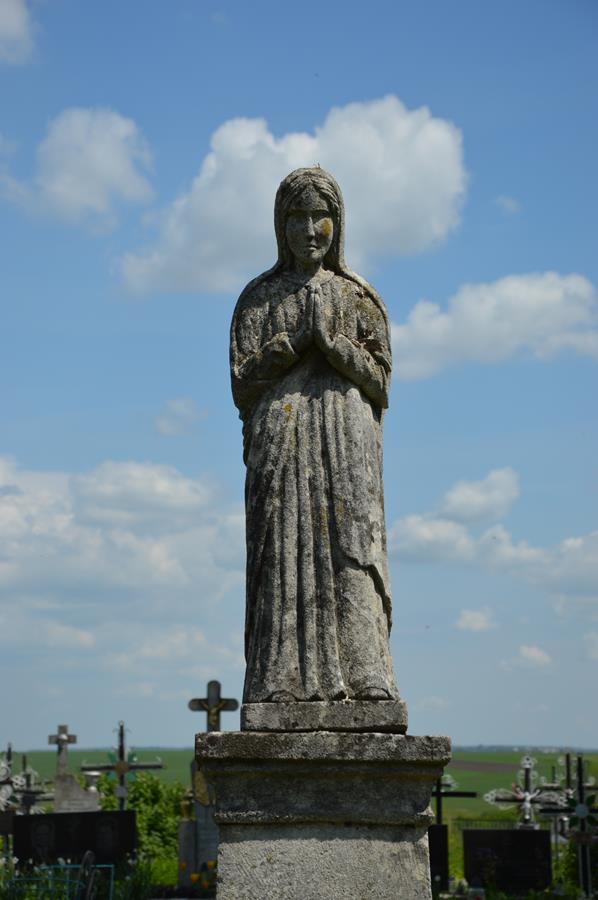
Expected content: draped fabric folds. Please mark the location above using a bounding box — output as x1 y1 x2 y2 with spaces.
231 270 399 703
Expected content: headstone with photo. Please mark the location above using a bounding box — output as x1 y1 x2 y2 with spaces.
14 810 136 864
463 827 552 893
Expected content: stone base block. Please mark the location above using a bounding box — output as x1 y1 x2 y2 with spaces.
218 822 432 899
196 731 450 899
241 698 408 733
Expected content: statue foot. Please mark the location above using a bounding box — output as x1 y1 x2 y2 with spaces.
354 686 392 700
266 690 298 702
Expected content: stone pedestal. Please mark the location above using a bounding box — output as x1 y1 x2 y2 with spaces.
196 730 450 899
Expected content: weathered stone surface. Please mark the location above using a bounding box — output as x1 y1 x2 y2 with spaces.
231 167 400 706
197 730 449 765
241 698 407 732
217 823 433 900
197 730 447 898
53 774 99 813
208 168 452 898
197 731 449 828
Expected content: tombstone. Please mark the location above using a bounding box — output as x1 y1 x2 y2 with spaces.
48 724 99 813
196 168 450 899
463 828 552 893
13 810 136 864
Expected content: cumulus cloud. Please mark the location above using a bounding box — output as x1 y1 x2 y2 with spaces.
0 108 153 225
0 0 33 63
456 608 495 632
121 94 466 293
390 468 598 605
392 272 598 380
155 397 203 436
440 468 519 524
391 514 474 563
0 455 244 621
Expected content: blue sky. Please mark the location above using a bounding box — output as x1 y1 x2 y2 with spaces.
1 0 597 751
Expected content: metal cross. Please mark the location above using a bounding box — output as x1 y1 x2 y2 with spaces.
188 680 239 732
48 724 77 777
484 754 564 829
81 721 163 811
432 774 478 825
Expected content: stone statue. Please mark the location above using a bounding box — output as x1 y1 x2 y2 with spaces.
230 167 399 705
198 166 448 899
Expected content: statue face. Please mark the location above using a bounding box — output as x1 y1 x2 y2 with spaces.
285 186 334 268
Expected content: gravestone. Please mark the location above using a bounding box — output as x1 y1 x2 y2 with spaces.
14 810 136 864
49 724 99 813
196 168 450 899
463 828 552 893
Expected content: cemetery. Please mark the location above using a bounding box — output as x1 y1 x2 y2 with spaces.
1 163 597 897
1 8 596 894
0 726 596 897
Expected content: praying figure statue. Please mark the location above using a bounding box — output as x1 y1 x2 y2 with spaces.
230 167 400 705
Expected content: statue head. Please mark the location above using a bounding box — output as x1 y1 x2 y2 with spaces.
274 167 346 273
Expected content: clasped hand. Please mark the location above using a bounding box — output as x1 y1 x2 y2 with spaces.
292 286 334 355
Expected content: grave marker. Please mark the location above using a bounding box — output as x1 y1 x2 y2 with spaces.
81 721 162 811
429 775 477 890
49 723 99 813
188 680 239 731
14 810 136 864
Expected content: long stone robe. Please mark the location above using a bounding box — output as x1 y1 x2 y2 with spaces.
231 269 398 703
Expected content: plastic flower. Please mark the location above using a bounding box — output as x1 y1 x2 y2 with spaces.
189 872 200 883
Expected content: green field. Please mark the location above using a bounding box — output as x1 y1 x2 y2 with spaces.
13 745 598 822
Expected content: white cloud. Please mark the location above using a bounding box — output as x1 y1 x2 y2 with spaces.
391 469 598 606
392 272 598 380
72 460 211 531
155 397 203 436
585 632 598 661
456 608 495 632
496 194 521 214
1 108 153 225
390 514 474 563
0 0 33 64
121 94 466 293
441 468 519 524
0 455 244 619
518 644 552 667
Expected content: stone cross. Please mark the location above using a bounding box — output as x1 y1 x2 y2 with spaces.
81 721 163 811
188 681 239 732
48 724 77 776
